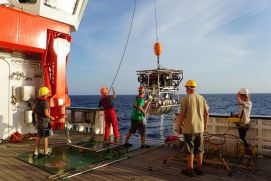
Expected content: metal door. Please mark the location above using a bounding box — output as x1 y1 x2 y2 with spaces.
0 59 10 139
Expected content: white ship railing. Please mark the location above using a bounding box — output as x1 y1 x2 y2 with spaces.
66 108 271 156
173 113 271 156
208 114 271 156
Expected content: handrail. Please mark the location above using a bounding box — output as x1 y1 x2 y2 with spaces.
66 107 103 111
209 113 271 120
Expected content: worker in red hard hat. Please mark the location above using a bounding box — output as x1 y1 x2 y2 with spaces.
124 86 150 149
99 87 119 142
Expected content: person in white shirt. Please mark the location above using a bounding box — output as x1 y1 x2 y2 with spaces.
236 88 252 154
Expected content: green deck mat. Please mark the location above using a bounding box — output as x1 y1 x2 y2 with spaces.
16 137 161 174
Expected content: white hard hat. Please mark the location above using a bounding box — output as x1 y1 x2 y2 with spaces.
239 88 249 95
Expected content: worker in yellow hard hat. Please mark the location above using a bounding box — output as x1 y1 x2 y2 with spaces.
38 86 50 97
184 80 197 90
98 87 119 142
33 86 55 158
179 80 209 177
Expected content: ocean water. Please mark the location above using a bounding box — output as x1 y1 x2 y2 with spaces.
70 94 271 140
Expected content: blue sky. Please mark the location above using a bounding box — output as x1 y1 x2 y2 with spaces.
67 0 271 95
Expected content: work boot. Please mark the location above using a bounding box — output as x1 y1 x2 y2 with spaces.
194 166 203 175
43 152 55 158
141 144 150 149
124 143 133 148
33 153 42 159
181 168 194 177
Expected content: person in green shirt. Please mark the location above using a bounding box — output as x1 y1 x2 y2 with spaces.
124 86 150 149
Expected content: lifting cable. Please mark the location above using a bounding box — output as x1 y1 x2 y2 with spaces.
154 0 159 42
108 0 137 92
153 0 161 68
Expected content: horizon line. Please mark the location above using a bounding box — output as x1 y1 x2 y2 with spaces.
69 93 271 96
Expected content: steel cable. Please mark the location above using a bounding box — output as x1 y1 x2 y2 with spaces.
109 0 137 93
154 0 159 42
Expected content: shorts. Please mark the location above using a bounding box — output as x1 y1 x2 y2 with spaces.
37 127 53 138
183 133 204 155
129 120 146 136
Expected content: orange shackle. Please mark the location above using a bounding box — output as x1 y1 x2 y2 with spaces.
154 42 162 57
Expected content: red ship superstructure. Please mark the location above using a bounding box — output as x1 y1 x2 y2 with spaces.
0 0 88 139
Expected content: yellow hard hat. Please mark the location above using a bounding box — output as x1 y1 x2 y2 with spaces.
38 87 50 97
185 80 197 87
100 87 108 96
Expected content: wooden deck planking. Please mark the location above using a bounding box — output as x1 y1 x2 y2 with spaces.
90 162 160 181
76 146 270 181
104 150 206 181
0 152 50 180
73 147 212 181
0 132 270 181
107 167 159 181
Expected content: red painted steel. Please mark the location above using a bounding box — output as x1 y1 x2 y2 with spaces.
0 6 72 130
42 31 71 130
0 6 70 52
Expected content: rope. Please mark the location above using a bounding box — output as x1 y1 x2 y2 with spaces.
108 0 137 93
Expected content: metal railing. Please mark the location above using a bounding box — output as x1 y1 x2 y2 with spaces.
173 113 271 156
208 114 271 156
66 107 105 134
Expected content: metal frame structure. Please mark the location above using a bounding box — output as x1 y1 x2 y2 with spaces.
136 68 183 115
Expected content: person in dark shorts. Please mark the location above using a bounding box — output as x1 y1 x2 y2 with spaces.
99 86 119 142
179 80 209 177
33 86 55 158
124 86 150 149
